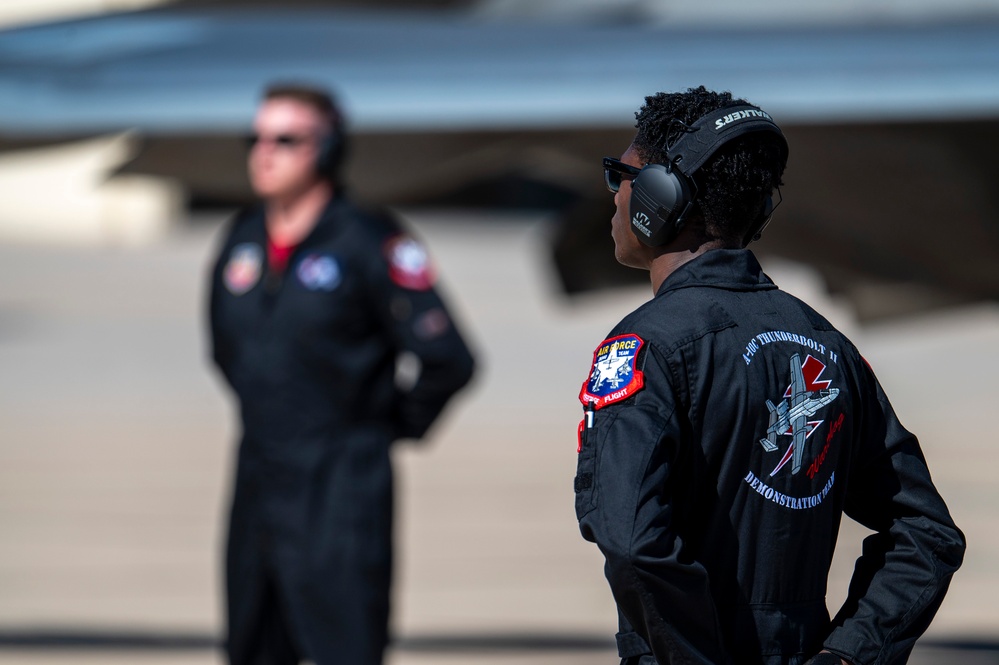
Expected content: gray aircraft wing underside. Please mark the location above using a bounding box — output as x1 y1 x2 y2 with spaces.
2 8 999 320
0 7 998 135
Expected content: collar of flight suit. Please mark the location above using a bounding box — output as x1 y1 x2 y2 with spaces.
283 192 351 248
240 191 352 252
654 248 778 299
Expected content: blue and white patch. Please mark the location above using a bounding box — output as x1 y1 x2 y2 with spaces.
296 253 341 291
579 333 645 409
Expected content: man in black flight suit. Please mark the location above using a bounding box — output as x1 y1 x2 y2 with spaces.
208 84 475 665
574 86 964 665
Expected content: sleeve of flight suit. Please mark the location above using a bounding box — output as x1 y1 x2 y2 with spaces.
823 362 965 665
362 222 475 440
576 337 731 665
207 225 235 384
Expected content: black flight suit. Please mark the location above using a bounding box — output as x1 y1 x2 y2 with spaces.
209 196 475 665
574 249 964 665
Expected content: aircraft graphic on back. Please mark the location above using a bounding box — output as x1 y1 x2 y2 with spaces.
760 353 839 476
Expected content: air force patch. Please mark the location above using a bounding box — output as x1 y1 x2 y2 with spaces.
579 334 645 409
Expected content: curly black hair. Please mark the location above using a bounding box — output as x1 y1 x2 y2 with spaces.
633 86 787 245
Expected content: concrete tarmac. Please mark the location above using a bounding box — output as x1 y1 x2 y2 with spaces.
0 210 996 664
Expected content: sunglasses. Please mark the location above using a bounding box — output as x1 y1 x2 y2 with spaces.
245 133 315 149
603 157 642 193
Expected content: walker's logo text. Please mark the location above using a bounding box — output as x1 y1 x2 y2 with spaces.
758 354 839 477
296 254 341 291
714 108 773 131
579 334 645 409
631 212 652 237
223 243 262 296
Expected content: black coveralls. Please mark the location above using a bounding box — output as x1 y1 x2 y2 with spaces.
575 249 964 665
209 197 475 665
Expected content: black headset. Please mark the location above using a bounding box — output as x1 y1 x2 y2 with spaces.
628 104 788 248
315 128 346 180
312 98 349 179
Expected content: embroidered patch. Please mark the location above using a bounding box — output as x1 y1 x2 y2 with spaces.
223 243 263 295
296 253 341 291
579 334 645 409
385 235 435 291
758 353 840 477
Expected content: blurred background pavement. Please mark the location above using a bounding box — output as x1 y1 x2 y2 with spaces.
1 212 997 664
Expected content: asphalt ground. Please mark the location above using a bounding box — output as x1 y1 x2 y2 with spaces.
0 210 996 664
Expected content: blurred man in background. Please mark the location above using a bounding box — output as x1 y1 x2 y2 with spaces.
208 83 475 665
574 86 964 665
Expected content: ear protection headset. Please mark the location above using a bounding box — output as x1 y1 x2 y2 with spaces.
311 98 349 179
628 104 788 248
315 128 346 180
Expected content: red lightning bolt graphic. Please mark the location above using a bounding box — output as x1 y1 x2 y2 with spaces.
772 443 796 475
771 355 832 476
783 355 830 398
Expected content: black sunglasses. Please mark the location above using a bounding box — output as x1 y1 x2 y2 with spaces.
603 157 642 193
245 133 315 149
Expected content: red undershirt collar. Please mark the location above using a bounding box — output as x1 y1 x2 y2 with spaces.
267 237 297 274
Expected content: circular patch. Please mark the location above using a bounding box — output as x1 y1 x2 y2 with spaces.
413 307 451 340
223 243 263 295
296 253 342 291
385 235 436 291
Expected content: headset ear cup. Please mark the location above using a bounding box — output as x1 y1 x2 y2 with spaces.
743 195 774 246
629 164 693 247
315 133 343 179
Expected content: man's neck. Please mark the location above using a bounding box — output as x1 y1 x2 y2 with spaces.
648 238 729 294
265 180 333 248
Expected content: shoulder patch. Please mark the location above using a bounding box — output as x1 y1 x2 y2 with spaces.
579 334 646 409
223 243 263 295
384 235 436 291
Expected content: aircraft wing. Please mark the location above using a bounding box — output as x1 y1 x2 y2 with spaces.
2 8 999 320
790 415 808 475
789 354 805 405
1 8 997 136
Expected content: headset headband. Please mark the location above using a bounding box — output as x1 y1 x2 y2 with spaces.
667 104 788 177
